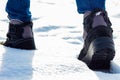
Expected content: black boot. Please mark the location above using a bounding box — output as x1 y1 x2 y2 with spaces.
78 9 115 70
4 20 36 50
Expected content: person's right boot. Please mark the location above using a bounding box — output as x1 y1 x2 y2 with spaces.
78 9 115 70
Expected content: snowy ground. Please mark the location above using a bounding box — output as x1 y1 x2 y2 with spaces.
0 0 120 80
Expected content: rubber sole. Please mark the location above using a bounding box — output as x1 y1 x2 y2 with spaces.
89 48 114 69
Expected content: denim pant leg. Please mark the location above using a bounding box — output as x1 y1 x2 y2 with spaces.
6 0 31 22
76 0 106 14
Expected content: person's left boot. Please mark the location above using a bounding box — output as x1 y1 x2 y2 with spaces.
3 19 36 50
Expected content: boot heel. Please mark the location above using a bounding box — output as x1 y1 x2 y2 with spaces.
83 37 115 69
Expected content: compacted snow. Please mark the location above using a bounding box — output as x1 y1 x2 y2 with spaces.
0 0 120 80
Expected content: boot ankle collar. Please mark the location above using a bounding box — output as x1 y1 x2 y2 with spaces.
9 21 33 28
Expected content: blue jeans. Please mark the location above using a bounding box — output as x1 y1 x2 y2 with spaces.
6 0 31 22
76 0 106 14
6 0 105 21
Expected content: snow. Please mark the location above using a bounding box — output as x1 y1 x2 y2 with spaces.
0 0 120 80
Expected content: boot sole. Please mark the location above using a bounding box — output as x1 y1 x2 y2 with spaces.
82 37 115 70
4 38 36 50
